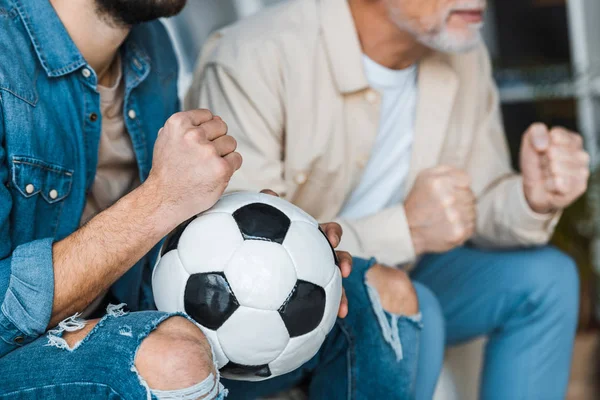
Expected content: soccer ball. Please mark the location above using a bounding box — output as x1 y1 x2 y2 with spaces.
152 192 342 381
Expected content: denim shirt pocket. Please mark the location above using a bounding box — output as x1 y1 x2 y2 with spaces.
10 156 74 237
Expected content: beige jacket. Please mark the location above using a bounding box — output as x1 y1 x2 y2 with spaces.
186 0 560 267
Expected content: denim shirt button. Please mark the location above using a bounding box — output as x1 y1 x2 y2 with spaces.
128 109 137 120
89 113 98 122
81 68 91 78
132 58 143 70
25 184 35 194
49 189 58 200
14 336 24 344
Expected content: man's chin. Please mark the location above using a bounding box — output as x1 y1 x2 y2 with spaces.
418 29 483 54
95 0 187 26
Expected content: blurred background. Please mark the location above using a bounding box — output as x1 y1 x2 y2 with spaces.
162 0 600 398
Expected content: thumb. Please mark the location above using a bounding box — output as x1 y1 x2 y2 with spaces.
526 123 550 153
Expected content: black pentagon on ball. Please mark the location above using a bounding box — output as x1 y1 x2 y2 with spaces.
161 216 197 256
278 280 326 338
232 203 291 244
220 361 272 379
184 272 239 330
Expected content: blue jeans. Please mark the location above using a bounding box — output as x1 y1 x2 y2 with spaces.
0 308 226 399
412 245 579 400
0 258 425 399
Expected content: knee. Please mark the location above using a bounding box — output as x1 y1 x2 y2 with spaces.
515 247 579 313
135 316 216 391
366 264 419 315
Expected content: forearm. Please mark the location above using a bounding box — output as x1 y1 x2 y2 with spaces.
50 178 177 326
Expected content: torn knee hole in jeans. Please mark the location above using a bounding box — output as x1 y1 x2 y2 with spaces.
132 313 228 400
46 303 129 352
365 280 423 362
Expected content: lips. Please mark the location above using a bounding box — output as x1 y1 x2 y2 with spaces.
450 9 484 23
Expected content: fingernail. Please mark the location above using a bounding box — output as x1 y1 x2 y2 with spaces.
532 126 549 150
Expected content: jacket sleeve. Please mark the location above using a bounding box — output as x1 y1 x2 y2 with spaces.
0 94 55 358
187 39 289 197
468 48 560 248
334 206 417 267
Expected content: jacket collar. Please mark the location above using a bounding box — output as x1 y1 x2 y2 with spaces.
318 0 369 94
14 0 86 77
14 0 152 83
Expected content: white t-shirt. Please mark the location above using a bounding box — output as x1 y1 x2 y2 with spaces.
339 55 418 219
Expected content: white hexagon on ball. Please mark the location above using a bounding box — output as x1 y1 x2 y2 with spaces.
283 221 336 288
217 306 290 366
177 212 244 274
224 241 297 311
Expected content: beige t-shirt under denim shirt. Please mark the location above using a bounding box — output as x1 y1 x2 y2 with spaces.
81 57 140 316
80 57 140 226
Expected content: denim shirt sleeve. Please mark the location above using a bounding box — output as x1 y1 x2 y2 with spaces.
0 95 54 358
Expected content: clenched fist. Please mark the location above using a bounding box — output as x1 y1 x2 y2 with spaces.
521 123 589 214
146 109 242 223
405 166 476 255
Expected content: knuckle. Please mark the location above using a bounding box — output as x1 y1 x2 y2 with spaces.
450 225 466 243
202 109 214 120
430 177 443 192
167 112 186 126
445 207 459 223
202 143 219 158
582 168 591 180
193 126 208 140
230 136 238 150
442 194 456 208
214 158 232 178
220 119 229 134
581 151 591 165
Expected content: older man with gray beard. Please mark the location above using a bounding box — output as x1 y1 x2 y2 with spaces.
188 0 590 398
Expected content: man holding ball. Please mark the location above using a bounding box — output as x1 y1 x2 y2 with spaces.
188 0 590 398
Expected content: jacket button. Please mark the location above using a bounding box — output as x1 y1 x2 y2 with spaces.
81 68 91 79
128 109 137 119
365 90 378 104
25 184 35 194
49 189 58 200
14 336 24 344
294 172 308 185
89 113 98 122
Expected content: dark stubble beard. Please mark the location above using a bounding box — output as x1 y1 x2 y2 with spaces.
95 0 187 27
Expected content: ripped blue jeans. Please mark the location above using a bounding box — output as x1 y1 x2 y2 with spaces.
0 305 226 399
0 258 423 399
223 257 424 399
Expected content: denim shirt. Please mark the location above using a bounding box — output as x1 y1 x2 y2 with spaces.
0 0 179 357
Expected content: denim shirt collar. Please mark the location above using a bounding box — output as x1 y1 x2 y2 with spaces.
14 0 151 86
